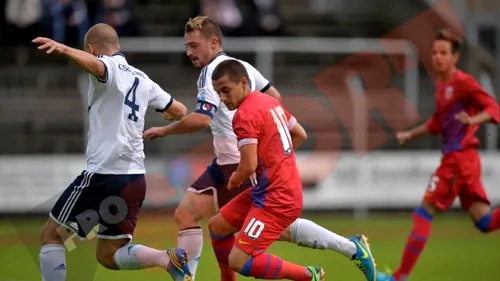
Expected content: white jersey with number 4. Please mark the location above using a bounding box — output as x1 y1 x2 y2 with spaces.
195 53 272 165
86 53 173 174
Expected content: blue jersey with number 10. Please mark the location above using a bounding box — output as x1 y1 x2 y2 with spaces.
86 53 172 174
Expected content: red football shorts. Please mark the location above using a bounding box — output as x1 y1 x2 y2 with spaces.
424 149 490 211
220 188 301 256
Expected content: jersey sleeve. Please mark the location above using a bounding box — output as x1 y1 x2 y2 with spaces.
233 109 262 149
245 63 272 92
460 76 500 124
94 55 116 84
194 67 219 118
148 80 174 112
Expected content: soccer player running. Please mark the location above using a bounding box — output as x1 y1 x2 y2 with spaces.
143 16 376 281
376 30 500 281
32 23 193 281
208 58 325 281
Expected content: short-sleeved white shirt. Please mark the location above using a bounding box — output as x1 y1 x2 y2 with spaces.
194 53 271 165
86 53 173 174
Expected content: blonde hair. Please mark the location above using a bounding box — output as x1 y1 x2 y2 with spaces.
185 16 223 43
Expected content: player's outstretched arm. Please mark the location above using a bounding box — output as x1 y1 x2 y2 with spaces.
32 37 106 80
143 112 211 140
164 112 211 134
397 123 432 145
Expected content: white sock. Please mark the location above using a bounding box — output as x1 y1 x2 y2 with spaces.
113 244 170 270
40 244 66 281
289 218 357 258
178 228 203 280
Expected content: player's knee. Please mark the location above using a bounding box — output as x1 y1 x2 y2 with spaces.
96 239 127 270
96 246 120 270
174 205 199 229
207 216 218 233
278 226 291 242
227 249 248 273
416 202 437 219
207 215 229 237
474 213 492 233
96 253 118 270
40 219 64 245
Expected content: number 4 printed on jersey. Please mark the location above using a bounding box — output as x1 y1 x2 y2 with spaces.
270 106 292 156
125 77 140 122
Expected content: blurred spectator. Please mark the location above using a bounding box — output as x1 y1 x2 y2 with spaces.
193 0 252 37
49 0 89 47
96 0 140 37
3 0 44 45
84 0 100 26
247 0 286 36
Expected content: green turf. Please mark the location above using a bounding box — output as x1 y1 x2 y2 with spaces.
1 213 499 281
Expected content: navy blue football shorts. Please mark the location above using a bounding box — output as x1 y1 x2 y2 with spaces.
49 170 146 240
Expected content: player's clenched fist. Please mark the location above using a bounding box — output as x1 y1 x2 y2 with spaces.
396 131 412 145
32 37 67 54
142 126 168 140
227 172 242 190
455 111 473 125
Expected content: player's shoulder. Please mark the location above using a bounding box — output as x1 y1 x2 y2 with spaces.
251 91 279 106
97 53 123 64
239 92 274 114
455 69 477 85
202 53 229 72
236 95 261 113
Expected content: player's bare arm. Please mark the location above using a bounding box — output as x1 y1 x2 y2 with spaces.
265 86 282 101
455 111 491 125
143 112 210 140
161 100 188 121
470 111 495 124
397 120 437 145
32 37 106 80
290 122 307 149
228 144 258 190
455 76 500 125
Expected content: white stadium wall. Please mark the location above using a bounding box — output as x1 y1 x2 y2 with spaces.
1 151 500 213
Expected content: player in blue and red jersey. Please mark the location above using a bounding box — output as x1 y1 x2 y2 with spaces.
377 29 500 281
207 59 326 281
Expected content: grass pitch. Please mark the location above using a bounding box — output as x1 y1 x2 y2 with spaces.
1 213 499 281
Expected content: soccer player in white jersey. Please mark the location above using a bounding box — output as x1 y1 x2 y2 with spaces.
143 16 377 281
33 23 193 281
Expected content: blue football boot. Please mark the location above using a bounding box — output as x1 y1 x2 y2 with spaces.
349 234 377 281
376 271 396 281
166 248 192 281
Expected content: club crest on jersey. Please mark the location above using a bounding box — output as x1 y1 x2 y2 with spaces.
445 86 453 100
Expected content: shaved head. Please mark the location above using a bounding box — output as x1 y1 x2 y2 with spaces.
84 23 120 55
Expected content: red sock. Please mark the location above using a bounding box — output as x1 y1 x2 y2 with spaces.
488 208 500 231
393 206 433 281
210 232 237 281
241 253 311 281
